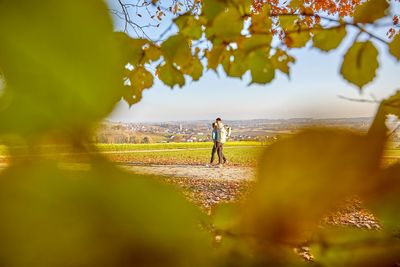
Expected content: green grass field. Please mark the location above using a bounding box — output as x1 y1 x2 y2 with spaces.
0 141 266 167
3 142 400 167
104 146 265 166
98 141 265 166
95 141 263 151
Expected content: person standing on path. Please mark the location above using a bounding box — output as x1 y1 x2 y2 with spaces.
216 118 228 167
208 122 219 165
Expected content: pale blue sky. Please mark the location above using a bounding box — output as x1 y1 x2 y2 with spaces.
107 1 400 122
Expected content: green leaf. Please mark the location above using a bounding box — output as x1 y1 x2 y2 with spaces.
157 63 185 88
129 67 153 90
340 41 378 89
129 39 148 65
389 34 400 60
279 16 298 31
230 0 252 16
222 50 249 78
161 34 192 68
285 30 311 48
188 57 204 81
313 26 347 52
203 0 226 20
237 34 272 54
0 0 126 138
115 33 147 66
311 228 400 266
248 50 275 84
206 45 226 70
249 5 272 34
124 67 154 106
144 43 161 62
0 159 214 267
174 15 203 40
354 0 389 23
206 7 243 42
271 49 295 76
368 163 400 232
180 56 203 81
212 203 241 232
289 0 304 10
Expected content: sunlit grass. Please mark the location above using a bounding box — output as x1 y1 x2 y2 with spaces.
0 142 265 167
104 146 265 166
95 141 264 152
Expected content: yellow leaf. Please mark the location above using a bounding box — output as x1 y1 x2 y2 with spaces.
202 0 226 20
206 7 243 42
271 49 295 76
389 34 400 60
313 26 347 52
161 34 192 68
248 50 275 84
206 45 226 70
285 30 311 48
242 129 384 244
174 15 203 40
340 41 378 89
249 5 272 34
237 34 272 53
156 63 185 88
354 0 389 23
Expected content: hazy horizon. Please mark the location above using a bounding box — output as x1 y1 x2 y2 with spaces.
106 115 373 124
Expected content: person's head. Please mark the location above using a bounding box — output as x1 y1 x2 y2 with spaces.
216 117 222 124
212 122 217 129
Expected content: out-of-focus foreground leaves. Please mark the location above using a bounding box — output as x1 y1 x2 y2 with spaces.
0 0 125 141
0 159 213 267
0 1 214 267
211 93 400 266
243 129 384 244
1 0 400 266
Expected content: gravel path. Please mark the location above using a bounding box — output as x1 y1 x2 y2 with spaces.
122 163 256 181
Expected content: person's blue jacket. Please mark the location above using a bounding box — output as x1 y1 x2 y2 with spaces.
212 129 218 141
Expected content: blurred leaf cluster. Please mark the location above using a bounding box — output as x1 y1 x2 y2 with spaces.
0 0 400 266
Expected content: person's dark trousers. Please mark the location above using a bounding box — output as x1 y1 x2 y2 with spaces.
210 141 217 163
216 141 227 164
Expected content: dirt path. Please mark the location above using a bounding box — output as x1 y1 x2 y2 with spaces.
121 163 256 181
100 145 260 154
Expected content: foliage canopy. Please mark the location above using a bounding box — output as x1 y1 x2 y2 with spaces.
0 0 400 266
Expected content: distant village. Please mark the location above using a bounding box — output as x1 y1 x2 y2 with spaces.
93 117 375 144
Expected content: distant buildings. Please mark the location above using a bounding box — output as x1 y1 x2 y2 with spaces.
94 118 373 144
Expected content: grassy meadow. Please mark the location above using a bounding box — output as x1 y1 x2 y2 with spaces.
2 141 400 168
97 141 265 166
0 141 266 167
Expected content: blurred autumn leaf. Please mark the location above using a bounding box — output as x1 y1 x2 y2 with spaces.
0 159 214 267
311 228 400 266
242 129 384 245
0 0 125 140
